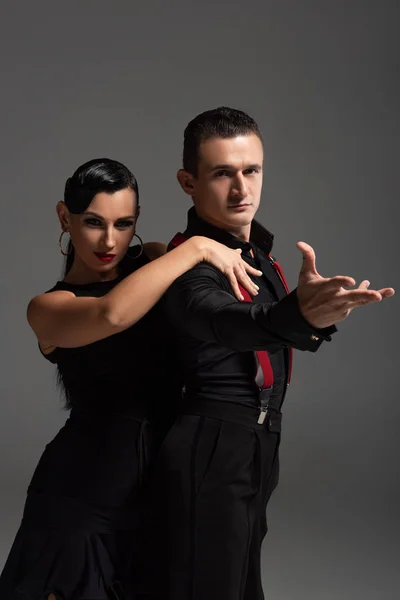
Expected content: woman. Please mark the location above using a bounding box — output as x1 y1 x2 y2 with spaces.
0 158 261 600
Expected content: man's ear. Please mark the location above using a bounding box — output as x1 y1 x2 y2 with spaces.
56 201 71 231
177 169 197 196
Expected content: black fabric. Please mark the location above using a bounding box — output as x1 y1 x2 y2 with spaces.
154 408 281 600
154 209 337 599
0 246 181 600
0 418 154 600
41 246 181 423
163 208 336 408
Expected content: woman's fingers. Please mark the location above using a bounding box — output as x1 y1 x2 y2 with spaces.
234 264 259 297
243 261 263 278
225 267 245 301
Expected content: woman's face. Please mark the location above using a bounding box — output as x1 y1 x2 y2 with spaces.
59 187 139 277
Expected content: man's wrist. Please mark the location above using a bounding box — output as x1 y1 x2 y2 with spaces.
268 289 337 349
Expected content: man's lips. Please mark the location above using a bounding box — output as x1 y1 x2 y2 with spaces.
228 203 251 210
94 252 116 262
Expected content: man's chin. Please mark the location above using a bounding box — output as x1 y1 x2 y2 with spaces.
224 210 254 228
197 207 255 231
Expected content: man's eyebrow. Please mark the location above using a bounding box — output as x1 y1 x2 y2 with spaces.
208 163 262 172
209 164 232 172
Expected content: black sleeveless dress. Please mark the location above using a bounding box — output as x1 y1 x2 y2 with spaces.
0 248 181 600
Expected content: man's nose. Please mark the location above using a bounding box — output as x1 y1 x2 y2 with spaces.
232 173 249 198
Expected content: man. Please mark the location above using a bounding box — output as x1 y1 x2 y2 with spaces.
154 107 394 600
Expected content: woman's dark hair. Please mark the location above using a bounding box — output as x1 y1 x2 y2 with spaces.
63 158 139 275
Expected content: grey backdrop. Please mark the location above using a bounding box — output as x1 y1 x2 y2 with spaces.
0 2 399 599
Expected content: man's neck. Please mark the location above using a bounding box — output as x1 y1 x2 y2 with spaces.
194 209 252 243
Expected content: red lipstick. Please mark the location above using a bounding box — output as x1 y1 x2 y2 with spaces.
94 252 116 263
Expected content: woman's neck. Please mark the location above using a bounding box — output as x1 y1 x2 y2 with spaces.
63 257 120 285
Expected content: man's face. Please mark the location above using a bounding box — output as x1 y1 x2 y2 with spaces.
179 133 263 236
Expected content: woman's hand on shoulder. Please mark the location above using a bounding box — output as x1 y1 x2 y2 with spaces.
190 236 262 301
143 241 168 261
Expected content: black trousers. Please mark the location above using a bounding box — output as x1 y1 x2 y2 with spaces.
153 399 282 600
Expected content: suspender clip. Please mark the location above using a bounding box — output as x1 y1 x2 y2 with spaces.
258 386 273 424
258 408 268 425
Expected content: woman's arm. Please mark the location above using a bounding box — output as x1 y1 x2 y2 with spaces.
27 236 262 349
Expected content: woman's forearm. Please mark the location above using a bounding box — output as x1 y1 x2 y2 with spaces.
100 236 206 329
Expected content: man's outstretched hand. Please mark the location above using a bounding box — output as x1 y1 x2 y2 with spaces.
296 242 395 329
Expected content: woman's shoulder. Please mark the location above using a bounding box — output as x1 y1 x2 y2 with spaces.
143 241 167 260
43 280 112 298
46 281 77 293
120 241 165 275
125 241 166 262
44 281 86 297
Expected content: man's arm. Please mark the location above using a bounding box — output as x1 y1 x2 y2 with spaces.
163 264 335 353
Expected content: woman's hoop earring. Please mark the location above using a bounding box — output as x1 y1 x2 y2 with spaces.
59 231 72 256
128 233 144 259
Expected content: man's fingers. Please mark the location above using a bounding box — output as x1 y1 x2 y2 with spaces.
323 275 357 290
342 289 382 305
343 286 394 305
358 280 370 290
297 241 319 277
377 287 395 299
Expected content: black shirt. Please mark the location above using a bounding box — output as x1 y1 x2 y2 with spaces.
163 208 336 408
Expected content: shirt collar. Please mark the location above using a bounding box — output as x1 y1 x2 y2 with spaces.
184 206 274 256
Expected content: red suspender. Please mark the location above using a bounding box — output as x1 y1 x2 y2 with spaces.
237 285 274 390
169 232 190 248
268 256 293 384
169 232 293 402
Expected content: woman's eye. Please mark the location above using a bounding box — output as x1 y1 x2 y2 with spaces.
116 220 134 229
84 218 102 227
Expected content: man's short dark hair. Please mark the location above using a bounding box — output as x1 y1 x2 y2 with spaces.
183 106 262 176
